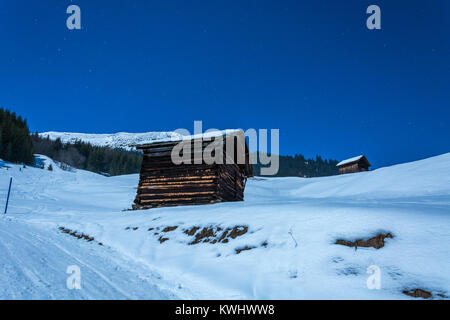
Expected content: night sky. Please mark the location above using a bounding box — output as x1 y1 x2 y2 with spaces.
0 1 449 168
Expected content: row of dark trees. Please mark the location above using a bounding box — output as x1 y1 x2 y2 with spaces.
1 108 338 177
0 108 35 165
32 134 142 176
253 154 339 177
1 107 142 175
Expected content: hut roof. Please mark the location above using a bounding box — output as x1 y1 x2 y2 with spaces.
131 129 243 149
337 155 371 167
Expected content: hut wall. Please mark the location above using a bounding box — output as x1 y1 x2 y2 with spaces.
338 162 369 174
217 163 246 201
134 136 250 209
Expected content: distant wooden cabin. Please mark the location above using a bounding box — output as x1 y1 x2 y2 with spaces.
132 130 253 209
336 155 371 174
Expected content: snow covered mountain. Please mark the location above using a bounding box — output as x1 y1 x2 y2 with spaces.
39 131 182 150
1 153 449 299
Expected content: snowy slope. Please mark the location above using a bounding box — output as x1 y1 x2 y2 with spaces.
39 131 182 150
1 153 449 299
0 218 177 299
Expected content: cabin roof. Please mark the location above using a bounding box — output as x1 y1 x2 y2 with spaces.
337 155 371 167
131 129 243 148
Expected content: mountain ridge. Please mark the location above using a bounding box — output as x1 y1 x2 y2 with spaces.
39 131 181 150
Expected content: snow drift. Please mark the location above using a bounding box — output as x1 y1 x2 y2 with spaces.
0 153 449 299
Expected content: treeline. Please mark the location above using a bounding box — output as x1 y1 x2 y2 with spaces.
0 108 35 165
1 107 338 177
0 107 142 175
253 154 338 177
32 134 142 176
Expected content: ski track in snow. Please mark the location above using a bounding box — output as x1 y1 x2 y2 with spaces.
0 218 177 299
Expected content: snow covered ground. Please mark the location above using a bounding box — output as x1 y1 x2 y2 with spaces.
1 153 449 299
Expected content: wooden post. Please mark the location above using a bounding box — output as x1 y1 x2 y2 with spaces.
4 177 12 214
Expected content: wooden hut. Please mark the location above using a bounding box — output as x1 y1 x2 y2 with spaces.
132 130 253 209
336 155 371 174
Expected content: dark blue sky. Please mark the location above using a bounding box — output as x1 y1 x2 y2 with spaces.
1 1 449 168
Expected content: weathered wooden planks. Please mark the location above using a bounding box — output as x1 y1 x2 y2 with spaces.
337 155 371 174
132 130 253 209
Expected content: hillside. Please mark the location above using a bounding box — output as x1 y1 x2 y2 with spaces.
0 153 449 299
39 131 339 177
39 131 182 151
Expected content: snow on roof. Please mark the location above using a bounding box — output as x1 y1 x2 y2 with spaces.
336 155 364 167
40 130 245 150
179 129 242 141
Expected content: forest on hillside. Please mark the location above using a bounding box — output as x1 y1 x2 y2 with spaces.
253 153 338 177
32 134 142 176
1 108 142 175
1 108 338 177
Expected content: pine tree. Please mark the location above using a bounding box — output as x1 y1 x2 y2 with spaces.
0 108 34 165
